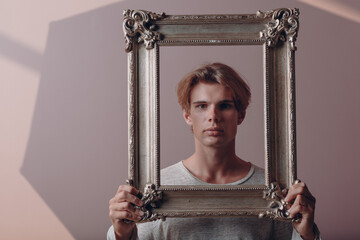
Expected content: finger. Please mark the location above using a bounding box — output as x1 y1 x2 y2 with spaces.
285 182 315 203
110 201 136 213
110 191 143 207
109 202 144 219
110 209 143 222
110 202 145 217
289 195 314 219
117 185 140 196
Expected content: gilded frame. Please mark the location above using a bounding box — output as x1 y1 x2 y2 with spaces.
123 8 299 222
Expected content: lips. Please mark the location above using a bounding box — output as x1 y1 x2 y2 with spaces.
204 127 224 136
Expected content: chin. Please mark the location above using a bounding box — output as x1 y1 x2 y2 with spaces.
202 140 226 147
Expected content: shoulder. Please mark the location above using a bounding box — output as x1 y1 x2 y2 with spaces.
161 161 183 175
241 164 265 185
160 161 184 182
161 161 201 185
253 164 265 176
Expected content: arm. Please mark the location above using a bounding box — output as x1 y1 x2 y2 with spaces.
285 181 317 240
108 185 144 240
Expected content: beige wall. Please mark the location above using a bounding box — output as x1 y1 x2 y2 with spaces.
1 0 359 239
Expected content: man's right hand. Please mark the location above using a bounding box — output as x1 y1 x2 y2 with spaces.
109 185 144 240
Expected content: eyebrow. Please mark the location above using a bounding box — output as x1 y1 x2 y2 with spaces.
192 99 234 104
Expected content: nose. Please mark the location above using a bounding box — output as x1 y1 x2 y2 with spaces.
208 106 220 123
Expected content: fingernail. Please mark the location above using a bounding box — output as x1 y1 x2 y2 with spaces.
139 211 144 216
288 207 293 215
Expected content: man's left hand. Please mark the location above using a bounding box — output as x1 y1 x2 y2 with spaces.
285 181 316 240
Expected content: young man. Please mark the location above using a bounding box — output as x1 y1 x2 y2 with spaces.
108 63 318 240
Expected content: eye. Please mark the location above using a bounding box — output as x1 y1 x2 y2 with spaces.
195 104 207 110
219 103 233 110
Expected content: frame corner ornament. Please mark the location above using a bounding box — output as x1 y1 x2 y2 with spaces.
260 182 291 220
138 183 163 222
260 8 299 50
123 9 165 52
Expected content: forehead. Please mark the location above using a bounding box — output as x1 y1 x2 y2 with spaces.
190 82 233 102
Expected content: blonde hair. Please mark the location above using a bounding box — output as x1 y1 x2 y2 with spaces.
177 62 251 114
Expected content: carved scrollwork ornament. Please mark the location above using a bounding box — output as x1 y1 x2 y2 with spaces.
260 182 291 221
258 8 299 50
123 9 165 52
122 181 163 223
137 184 163 222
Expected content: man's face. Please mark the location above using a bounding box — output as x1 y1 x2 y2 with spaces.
183 82 245 148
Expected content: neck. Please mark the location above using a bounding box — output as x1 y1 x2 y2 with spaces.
183 140 250 184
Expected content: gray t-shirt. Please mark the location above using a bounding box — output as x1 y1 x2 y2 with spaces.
107 162 303 240
160 161 264 185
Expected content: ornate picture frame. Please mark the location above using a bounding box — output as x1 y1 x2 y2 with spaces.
123 8 299 222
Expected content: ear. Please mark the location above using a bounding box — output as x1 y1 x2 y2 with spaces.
183 109 193 126
237 110 246 125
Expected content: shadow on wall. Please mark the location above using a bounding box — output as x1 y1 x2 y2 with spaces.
20 3 128 240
